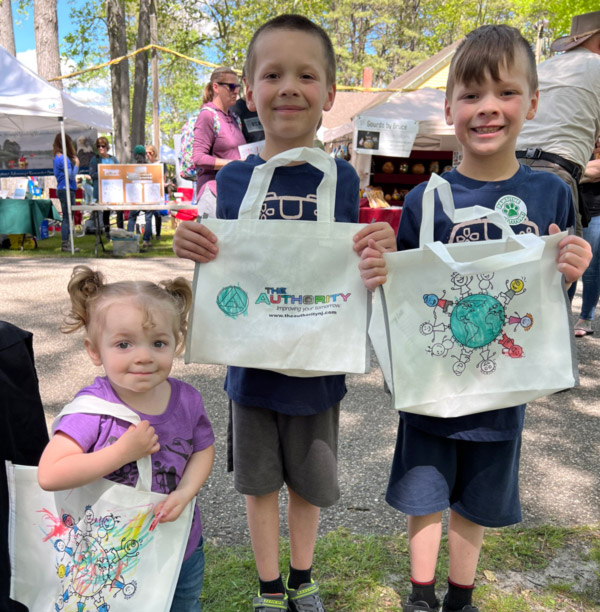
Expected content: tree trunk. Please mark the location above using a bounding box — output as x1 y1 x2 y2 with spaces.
34 0 62 89
0 0 16 55
106 0 131 162
130 0 151 150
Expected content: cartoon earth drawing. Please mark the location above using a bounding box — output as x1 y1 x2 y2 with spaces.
450 294 505 348
420 273 533 376
216 285 249 318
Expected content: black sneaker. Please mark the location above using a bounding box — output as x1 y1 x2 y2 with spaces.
403 599 440 612
441 594 479 611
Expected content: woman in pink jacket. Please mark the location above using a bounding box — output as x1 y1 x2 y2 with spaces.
192 67 246 209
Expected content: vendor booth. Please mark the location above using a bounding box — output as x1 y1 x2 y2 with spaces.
351 87 459 190
0 46 113 178
334 88 460 232
0 46 113 252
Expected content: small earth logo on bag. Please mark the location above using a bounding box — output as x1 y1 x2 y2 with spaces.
217 285 249 318
420 273 534 376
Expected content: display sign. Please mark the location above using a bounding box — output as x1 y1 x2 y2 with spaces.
353 116 418 157
238 140 265 160
98 163 164 205
0 128 97 177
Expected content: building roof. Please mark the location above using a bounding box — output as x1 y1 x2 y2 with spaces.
321 40 461 142
356 39 461 115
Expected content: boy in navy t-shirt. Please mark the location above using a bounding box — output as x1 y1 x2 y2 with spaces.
358 25 592 612
174 14 392 612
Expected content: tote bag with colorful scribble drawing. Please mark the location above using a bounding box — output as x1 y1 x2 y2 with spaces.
6 396 194 612
369 173 578 417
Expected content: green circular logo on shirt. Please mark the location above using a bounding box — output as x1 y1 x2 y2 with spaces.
495 195 527 225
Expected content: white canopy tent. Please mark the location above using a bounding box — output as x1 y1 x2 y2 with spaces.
0 45 113 252
323 88 460 186
0 45 112 134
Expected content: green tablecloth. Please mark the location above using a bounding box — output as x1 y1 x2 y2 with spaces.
0 199 61 238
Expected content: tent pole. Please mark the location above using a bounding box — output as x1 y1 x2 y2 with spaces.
59 119 75 254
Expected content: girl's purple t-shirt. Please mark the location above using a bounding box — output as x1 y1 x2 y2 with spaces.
55 376 214 561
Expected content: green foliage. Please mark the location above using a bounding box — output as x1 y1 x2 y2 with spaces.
53 0 600 147
196 526 600 612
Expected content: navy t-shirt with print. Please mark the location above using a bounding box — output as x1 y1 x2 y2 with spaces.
216 154 359 416
396 165 574 441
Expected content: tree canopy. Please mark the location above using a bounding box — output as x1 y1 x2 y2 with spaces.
40 0 597 148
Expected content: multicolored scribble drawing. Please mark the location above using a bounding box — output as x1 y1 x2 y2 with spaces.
216 285 249 318
419 273 534 376
38 504 154 611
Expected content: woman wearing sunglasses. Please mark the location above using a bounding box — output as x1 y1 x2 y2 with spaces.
191 67 246 214
89 136 121 237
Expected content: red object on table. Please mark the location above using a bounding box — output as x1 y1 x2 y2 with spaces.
49 188 83 225
173 187 198 222
358 206 402 235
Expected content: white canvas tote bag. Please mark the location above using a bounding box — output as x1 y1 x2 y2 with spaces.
370 173 578 417
6 396 194 612
186 146 370 377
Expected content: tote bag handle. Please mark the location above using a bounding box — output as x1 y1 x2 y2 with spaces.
420 172 517 245
52 396 153 492
419 172 546 272
237 146 337 222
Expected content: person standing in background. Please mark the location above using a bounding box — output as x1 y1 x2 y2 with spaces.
574 141 600 336
231 67 265 144
143 144 164 247
89 136 121 237
52 133 80 253
192 67 246 207
516 11 600 236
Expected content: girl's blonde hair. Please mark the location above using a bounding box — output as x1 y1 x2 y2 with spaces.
202 66 237 104
62 265 193 356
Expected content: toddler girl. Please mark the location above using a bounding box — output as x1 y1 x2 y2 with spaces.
38 265 215 611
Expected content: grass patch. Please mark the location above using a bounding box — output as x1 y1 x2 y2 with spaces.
201 526 600 611
0 214 179 258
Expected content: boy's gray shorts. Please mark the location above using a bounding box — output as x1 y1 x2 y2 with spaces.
229 400 340 508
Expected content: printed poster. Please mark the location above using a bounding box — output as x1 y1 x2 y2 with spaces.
0 128 97 177
353 115 418 157
98 164 164 205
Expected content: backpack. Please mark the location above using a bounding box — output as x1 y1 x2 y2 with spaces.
178 107 242 181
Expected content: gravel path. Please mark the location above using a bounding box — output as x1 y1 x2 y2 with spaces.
1 257 598 548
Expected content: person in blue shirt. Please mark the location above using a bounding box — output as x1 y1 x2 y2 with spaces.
358 25 592 612
52 133 80 252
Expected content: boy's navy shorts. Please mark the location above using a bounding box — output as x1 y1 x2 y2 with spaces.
385 417 522 527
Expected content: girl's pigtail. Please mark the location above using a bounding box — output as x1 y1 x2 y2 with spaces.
161 277 193 354
62 265 105 334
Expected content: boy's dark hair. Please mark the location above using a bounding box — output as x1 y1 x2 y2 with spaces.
245 14 336 86
447 25 538 97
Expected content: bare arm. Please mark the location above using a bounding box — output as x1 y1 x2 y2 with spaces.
38 422 160 491
153 445 215 523
213 158 232 170
580 158 600 183
173 221 219 263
